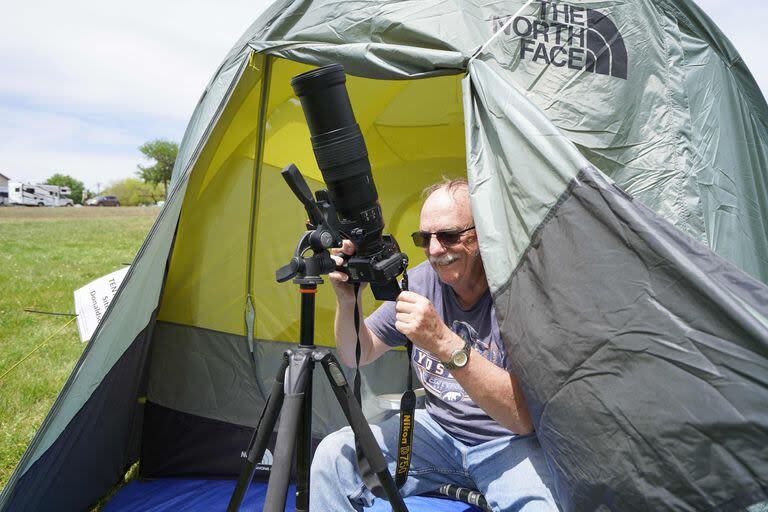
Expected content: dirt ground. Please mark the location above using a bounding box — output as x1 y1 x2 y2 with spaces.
0 205 161 221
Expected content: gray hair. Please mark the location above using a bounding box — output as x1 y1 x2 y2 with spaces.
421 176 468 200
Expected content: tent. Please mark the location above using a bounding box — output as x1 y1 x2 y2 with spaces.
2 0 767 510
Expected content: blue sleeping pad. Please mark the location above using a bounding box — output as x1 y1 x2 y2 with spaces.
103 479 482 511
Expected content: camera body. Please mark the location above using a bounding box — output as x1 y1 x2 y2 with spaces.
343 236 405 300
344 237 404 283
287 64 408 301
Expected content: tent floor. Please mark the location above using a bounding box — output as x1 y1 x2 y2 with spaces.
103 478 482 511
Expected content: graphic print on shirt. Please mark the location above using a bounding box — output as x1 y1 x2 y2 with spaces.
413 320 505 402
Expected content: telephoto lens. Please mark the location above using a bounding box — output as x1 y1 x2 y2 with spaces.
290 64 406 301
290 64 384 256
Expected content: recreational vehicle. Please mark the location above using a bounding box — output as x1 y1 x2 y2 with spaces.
8 182 74 206
0 173 9 205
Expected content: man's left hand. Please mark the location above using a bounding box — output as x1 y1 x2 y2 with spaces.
395 291 460 358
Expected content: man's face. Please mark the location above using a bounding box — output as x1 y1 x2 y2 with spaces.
419 186 482 288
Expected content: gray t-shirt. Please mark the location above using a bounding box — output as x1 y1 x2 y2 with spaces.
365 261 517 446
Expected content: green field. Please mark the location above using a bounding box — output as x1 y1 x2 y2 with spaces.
0 206 158 492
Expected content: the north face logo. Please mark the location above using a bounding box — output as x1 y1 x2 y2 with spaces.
492 1 628 80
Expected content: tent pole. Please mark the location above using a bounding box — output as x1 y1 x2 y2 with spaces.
244 53 273 391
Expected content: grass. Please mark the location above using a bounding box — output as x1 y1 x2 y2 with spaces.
0 206 158 492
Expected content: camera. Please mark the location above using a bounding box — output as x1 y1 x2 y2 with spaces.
286 64 407 301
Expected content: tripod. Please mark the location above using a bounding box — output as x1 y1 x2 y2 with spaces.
227 278 408 512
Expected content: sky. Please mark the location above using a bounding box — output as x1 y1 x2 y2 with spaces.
0 0 271 193
1 0 765 193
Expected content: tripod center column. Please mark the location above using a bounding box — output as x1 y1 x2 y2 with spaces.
299 284 317 347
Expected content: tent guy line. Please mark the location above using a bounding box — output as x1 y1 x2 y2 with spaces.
0 317 77 383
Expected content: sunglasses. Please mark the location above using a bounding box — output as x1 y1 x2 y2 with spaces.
411 226 476 248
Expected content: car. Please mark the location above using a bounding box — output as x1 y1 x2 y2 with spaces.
86 195 120 207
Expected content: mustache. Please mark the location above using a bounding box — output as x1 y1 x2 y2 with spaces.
429 253 461 266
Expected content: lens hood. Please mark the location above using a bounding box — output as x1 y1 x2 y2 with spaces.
290 63 346 98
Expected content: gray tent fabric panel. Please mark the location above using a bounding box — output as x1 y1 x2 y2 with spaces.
463 57 585 293
147 321 264 427
1 329 152 512
247 0 484 52
493 167 768 511
678 31 768 283
480 0 707 242
244 0 471 79
250 41 467 80
657 0 768 132
653 0 768 283
147 321 411 435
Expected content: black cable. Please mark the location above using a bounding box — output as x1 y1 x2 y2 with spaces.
353 283 362 403
23 309 77 317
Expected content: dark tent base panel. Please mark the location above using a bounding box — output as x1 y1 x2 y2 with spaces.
134 404 482 510
103 479 482 511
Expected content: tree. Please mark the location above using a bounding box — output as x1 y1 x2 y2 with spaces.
137 139 178 198
46 173 86 205
102 178 164 206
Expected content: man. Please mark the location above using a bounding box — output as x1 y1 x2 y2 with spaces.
310 178 558 511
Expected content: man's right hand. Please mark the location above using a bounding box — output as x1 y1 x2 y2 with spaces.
329 239 366 304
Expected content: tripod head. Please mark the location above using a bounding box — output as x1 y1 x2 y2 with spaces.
275 164 342 285
275 164 409 298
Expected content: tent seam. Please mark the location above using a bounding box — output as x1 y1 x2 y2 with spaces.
493 166 594 300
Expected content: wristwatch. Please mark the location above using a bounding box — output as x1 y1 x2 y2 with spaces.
442 340 471 370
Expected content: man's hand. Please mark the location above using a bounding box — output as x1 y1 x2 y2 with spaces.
395 291 462 360
329 240 366 305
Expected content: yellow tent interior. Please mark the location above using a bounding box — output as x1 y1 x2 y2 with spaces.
159 55 468 346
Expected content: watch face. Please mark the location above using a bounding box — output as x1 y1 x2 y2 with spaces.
453 350 468 367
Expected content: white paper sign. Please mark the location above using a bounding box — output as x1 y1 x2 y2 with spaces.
74 267 130 342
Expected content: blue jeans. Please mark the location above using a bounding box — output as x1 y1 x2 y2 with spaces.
310 410 558 511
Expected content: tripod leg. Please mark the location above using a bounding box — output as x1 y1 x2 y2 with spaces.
295 360 313 512
263 350 314 512
318 353 409 512
227 355 289 512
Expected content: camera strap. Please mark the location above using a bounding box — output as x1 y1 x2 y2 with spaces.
351 272 416 497
351 283 386 498
395 269 416 488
